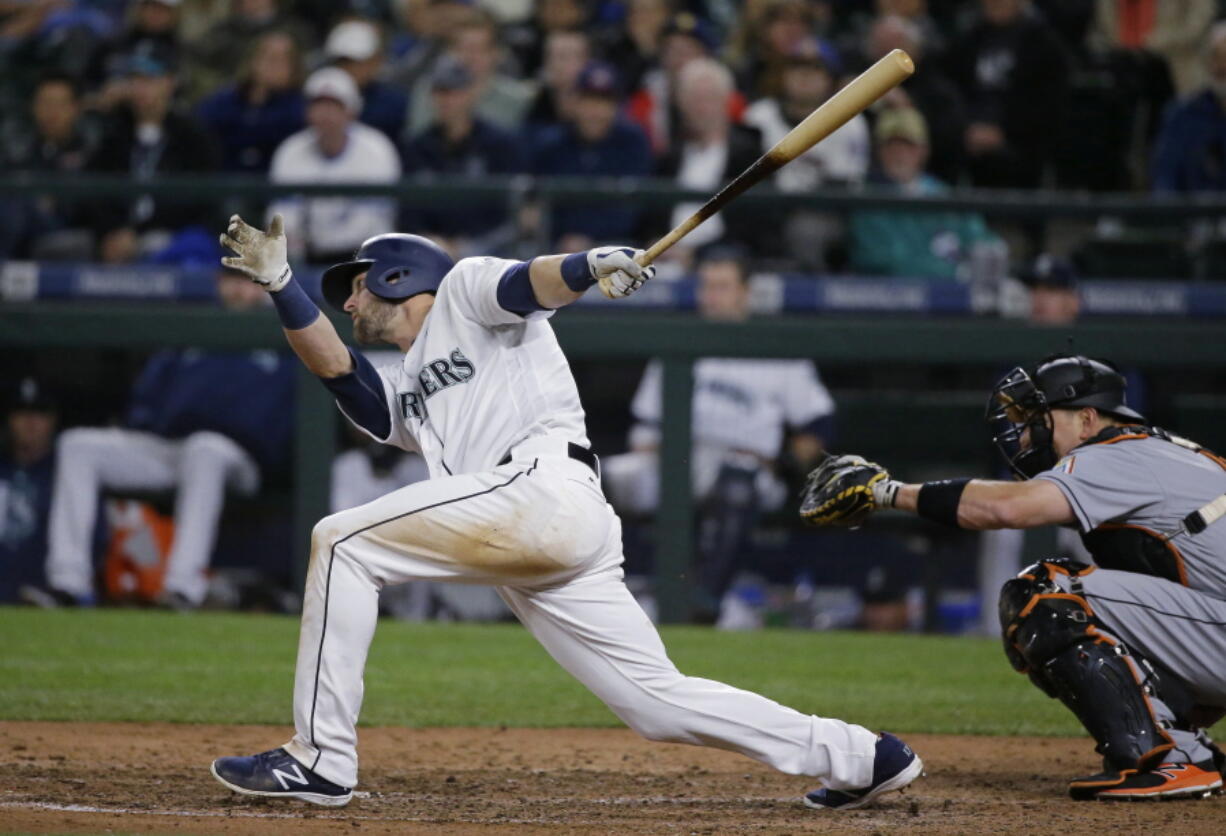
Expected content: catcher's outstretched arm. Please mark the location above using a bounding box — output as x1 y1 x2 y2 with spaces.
800 455 1074 530
889 479 1074 530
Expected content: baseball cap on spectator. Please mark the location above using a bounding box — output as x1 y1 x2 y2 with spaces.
875 107 928 146
662 12 720 54
1021 254 1078 289
8 377 57 414
325 20 380 62
430 54 474 90
304 66 363 114
575 61 621 99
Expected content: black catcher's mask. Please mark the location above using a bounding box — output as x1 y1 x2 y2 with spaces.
986 354 1145 479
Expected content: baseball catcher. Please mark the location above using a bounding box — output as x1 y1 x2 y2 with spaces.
801 354 1226 800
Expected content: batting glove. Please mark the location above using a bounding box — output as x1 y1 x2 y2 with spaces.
588 246 656 299
220 214 292 292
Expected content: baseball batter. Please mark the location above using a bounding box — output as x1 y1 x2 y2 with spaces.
801 354 1226 800
208 215 922 810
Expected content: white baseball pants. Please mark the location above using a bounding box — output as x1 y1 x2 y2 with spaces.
283 448 878 790
45 428 259 604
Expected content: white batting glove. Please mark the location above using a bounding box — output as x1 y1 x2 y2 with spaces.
587 246 655 299
220 214 292 292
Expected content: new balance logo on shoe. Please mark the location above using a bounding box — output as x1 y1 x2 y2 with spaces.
272 763 309 790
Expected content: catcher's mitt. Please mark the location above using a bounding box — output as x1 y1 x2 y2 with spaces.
799 454 889 527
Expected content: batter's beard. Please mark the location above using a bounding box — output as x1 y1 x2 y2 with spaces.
352 301 397 345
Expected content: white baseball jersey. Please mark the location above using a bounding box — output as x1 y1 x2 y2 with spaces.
628 358 835 458
344 257 591 477
268 123 401 258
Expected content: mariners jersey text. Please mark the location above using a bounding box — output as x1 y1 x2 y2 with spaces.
397 347 476 420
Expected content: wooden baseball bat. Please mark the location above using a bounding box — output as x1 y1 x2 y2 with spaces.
638 48 914 269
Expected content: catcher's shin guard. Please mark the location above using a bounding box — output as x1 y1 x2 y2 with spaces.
999 561 1177 775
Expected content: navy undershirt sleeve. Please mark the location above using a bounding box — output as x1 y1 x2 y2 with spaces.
496 260 548 315
320 348 392 440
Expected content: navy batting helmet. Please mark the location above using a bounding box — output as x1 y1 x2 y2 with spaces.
320 233 455 312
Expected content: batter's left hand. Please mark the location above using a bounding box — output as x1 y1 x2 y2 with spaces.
588 246 655 299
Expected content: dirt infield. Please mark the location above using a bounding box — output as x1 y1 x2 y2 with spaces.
2 723 1222 835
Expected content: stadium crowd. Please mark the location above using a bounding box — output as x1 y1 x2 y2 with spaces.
3 0 1226 277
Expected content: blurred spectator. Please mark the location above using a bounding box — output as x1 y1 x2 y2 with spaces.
85 43 220 264
864 13 966 185
842 0 946 63
400 55 525 256
188 0 314 103
406 9 535 136
269 67 401 263
729 0 824 100
1151 23 1226 193
0 0 114 95
108 0 181 64
386 0 481 91
324 18 408 142
0 379 58 605
849 107 998 280
742 40 863 268
602 247 834 624
744 40 868 191
628 10 742 155
195 30 305 173
945 0 1070 188
531 60 652 250
1093 0 1215 96
23 268 295 610
524 28 590 138
0 73 102 259
504 0 590 78
1023 253 1080 326
659 57 764 256
600 0 672 93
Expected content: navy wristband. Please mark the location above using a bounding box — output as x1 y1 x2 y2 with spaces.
270 274 321 330
560 252 596 292
916 478 971 528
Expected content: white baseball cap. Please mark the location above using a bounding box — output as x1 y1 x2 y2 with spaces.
325 20 380 62
304 67 364 114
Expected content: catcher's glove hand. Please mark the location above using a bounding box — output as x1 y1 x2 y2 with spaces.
799 454 895 528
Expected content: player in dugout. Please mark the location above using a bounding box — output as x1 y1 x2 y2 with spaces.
206 214 924 810
800 354 1226 801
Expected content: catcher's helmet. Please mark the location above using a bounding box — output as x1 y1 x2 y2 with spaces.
986 354 1145 478
320 233 455 312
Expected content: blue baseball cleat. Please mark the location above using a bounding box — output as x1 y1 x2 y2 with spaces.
211 747 353 807
803 732 924 810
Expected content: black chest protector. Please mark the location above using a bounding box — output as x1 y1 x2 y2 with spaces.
1074 425 1224 586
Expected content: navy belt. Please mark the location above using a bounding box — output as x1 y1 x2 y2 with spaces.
499 442 599 477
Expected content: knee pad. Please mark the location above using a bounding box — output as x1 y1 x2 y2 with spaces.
999 560 1176 772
